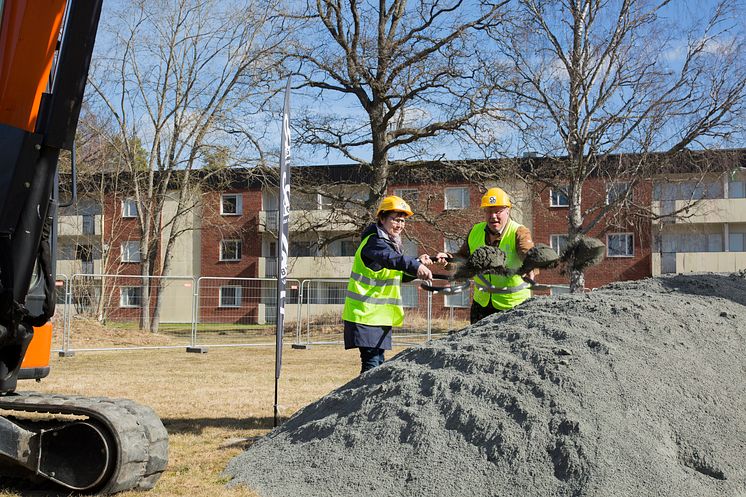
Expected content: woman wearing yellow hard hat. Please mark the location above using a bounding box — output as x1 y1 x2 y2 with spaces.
436 187 536 323
342 195 434 373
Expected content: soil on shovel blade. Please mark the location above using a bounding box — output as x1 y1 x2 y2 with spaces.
226 272 746 497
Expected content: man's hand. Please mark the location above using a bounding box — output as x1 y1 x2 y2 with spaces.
433 252 450 267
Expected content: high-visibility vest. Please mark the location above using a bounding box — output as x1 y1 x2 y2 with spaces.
342 234 404 327
468 220 531 310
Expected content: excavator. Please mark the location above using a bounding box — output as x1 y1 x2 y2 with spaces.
0 1 168 493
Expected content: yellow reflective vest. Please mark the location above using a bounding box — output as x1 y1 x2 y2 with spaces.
342 234 404 327
468 220 531 310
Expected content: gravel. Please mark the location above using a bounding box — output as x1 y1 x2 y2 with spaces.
226 272 746 497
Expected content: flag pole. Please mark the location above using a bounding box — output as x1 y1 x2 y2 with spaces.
274 77 291 428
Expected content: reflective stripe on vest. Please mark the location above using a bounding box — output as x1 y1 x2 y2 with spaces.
468 220 532 310
473 274 531 294
342 234 405 327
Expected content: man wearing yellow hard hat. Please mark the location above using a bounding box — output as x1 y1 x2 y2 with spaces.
436 187 535 324
342 195 434 373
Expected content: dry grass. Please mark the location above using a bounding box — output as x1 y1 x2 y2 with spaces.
0 342 407 497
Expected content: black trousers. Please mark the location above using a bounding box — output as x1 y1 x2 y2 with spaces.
469 301 503 324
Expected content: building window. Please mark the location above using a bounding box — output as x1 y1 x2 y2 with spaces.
220 240 242 261
729 233 746 252
221 194 242 216
445 291 470 308
443 238 462 254
263 190 279 211
219 286 242 307
289 241 317 257
82 214 95 235
319 194 334 210
550 187 569 207
121 241 141 263
402 285 418 308
122 198 137 218
607 233 634 257
606 182 631 205
444 187 469 210
729 180 746 199
120 286 141 308
394 188 419 204
76 245 94 274
292 192 319 211
550 234 569 255
339 239 357 257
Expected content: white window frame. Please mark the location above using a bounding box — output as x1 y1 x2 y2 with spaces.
549 187 569 207
220 193 243 216
219 286 242 308
120 241 141 263
220 239 242 261
394 188 419 203
120 286 141 308
607 233 634 257
606 182 631 205
444 187 469 210
122 198 137 218
444 291 470 308
443 238 462 254
549 234 569 255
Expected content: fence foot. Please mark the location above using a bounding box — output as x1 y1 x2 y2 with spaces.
58 351 76 358
291 343 310 350
186 346 208 354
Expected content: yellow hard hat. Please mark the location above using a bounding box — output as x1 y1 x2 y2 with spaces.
376 195 413 217
481 187 512 208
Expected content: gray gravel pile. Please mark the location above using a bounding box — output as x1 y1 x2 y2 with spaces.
226 273 746 497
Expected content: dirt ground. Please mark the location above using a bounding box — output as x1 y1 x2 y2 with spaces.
226 272 746 497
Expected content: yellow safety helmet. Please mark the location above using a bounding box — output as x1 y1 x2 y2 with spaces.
376 195 414 218
481 187 512 208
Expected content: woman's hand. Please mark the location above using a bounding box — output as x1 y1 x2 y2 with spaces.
418 254 433 265
416 263 433 281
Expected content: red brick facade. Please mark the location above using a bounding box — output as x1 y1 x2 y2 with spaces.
95 171 657 324
531 178 653 290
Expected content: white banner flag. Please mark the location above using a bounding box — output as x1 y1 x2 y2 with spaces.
274 77 291 427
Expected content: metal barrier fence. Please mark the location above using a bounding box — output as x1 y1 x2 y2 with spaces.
191 277 303 349
61 274 195 352
50 274 471 354
294 278 470 347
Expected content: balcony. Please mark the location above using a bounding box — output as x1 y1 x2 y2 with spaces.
57 214 101 236
652 251 746 275
257 210 359 233
651 198 746 225
258 256 354 279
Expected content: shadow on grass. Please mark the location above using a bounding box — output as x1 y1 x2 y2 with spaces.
162 415 286 434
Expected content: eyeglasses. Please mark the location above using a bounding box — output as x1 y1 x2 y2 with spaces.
388 217 407 225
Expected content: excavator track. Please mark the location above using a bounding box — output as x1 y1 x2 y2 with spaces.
0 392 168 493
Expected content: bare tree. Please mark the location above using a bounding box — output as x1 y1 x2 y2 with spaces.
289 0 510 235
88 0 288 331
483 0 746 290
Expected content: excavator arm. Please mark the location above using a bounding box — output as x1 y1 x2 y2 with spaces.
0 1 168 492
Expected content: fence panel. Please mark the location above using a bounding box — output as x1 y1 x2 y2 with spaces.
294 278 470 347
51 274 69 353
64 274 196 352
193 277 302 347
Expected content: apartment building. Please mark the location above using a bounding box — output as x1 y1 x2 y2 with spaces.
56 151 745 325
651 163 746 275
